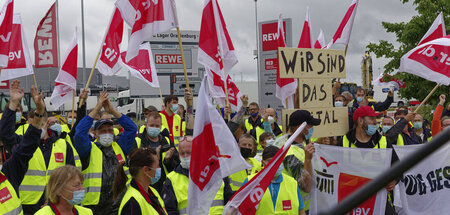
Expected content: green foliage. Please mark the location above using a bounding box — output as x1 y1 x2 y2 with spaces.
367 0 450 106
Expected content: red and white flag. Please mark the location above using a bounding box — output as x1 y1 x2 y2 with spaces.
372 73 406 90
297 6 313 48
0 0 13 68
116 0 178 62
120 42 159 88
198 0 238 79
276 14 297 109
51 30 78 109
223 123 307 215
1 14 34 81
325 0 359 49
97 7 123 76
188 76 250 214
205 69 242 111
399 35 450 86
314 29 326 49
418 12 446 46
34 2 58 68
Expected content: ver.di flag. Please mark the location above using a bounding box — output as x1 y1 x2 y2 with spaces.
50 29 77 109
0 0 13 68
393 144 450 215
297 6 313 48
1 14 34 81
372 73 406 90
418 12 446 46
310 144 392 215
314 29 326 49
120 42 159 88
187 76 250 214
97 7 123 76
34 2 58 68
205 68 242 112
325 0 359 49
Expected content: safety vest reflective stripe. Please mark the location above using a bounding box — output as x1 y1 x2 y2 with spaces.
83 173 102 179
0 174 23 215
3 205 22 215
18 185 46 192
178 200 224 215
23 170 46 176
230 179 242 187
85 186 101 193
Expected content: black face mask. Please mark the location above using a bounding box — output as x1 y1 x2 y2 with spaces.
240 147 252 159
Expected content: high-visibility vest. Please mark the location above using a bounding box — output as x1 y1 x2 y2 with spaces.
15 123 29 135
19 139 68 205
245 117 263 132
166 171 224 215
34 205 93 215
118 185 166 215
249 173 300 215
229 157 262 191
139 125 169 136
61 124 70 133
0 172 23 215
135 136 172 175
342 135 388 148
253 125 283 151
81 142 130 205
283 145 309 210
160 113 184 148
61 135 82 170
396 134 404 146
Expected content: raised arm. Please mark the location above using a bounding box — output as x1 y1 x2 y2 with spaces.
184 88 194 135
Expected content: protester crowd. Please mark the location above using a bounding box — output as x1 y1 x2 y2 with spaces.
0 79 448 215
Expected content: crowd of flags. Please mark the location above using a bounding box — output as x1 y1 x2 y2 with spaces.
0 0 449 213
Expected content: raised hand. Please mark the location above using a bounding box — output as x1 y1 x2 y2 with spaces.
79 88 89 105
8 80 24 111
439 94 446 106
31 85 45 113
240 94 248 107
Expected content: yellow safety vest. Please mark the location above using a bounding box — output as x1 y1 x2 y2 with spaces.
283 145 309 210
19 139 68 205
160 113 184 148
253 125 283 151
245 117 263 132
135 136 172 175
229 157 262 191
15 124 29 135
166 171 224 215
342 135 388 148
396 134 404 146
118 185 166 215
34 205 93 215
81 142 130 205
0 173 23 215
249 173 300 215
61 124 70 133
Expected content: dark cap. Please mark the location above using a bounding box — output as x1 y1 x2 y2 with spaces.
353 106 381 122
262 145 280 161
94 119 114 130
144 105 158 113
289 110 321 127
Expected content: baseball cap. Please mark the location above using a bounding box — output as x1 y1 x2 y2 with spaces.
289 110 321 127
144 105 158 113
353 106 381 122
94 119 114 130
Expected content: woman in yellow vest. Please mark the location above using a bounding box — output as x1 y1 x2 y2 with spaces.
114 147 167 215
35 165 92 215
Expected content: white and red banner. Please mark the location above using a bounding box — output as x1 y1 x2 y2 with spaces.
205 69 242 111
188 76 250 214
326 0 359 49
393 144 450 215
310 144 392 215
223 123 307 215
120 43 159 88
0 14 34 81
373 73 406 90
418 12 446 46
399 35 450 86
314 29 326 49
0 0 13 68
116 0 178 62
34 2 58 68
97 7 123 76
276 14 297 109
50 30 78 109
297 6 313 48
198 0 238 79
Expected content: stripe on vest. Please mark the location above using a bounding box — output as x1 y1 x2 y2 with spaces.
4 205 22 215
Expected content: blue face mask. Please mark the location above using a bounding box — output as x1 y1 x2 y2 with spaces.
366 124 377 136
63 189 85 205
15 112 22 123
170 104 178 113
305 127 314 140
147 127 160 138
413 122 423 129
250 112 259 118
334 101 343 107
382 126 392 134
68 118 76 125
50 124 62 136
151 168 161 184
274 164 283 177
356 97 364 103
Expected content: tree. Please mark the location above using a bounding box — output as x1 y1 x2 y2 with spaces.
367 0 449 106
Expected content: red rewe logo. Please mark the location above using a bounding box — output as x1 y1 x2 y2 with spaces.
408 44 450 78
54 153 64 163
116 154 125 164
282 200 292 210
0 187 12 204
320 157 338 167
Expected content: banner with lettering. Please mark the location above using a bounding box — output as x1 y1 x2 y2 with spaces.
310 144 392 215
393 144 450 215
34 2 58 68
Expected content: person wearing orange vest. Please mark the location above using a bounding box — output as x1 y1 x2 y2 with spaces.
160 95 184 144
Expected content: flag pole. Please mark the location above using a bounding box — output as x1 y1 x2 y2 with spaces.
338 45 349 82
70 89 76 132
78 51 100 108
176 27 190 90
414 83 440 113
32 74 38 87
158 87 164 104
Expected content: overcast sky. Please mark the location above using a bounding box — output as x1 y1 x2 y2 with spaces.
11 0 417 85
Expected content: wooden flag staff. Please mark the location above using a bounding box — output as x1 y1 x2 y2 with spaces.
414 83 440 113
176 27 192 107
70 89 76 132
79 51 100 108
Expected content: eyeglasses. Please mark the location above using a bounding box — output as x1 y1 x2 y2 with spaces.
178 136 194 142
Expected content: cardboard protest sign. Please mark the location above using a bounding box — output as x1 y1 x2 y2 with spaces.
298 78 332 108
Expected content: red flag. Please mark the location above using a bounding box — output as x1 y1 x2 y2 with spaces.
276 14 297 108
198 0 237 79
0 0 14 68
399 35 450 86
297 6 313 48
51 30 78 109
187 76 250 214
372 73 406 90
326 0 359 49
0 14 34 81
223 123 307 214
314 29 326 49
97 7 123 76
120 43 159 88
205 69 242 111
34 3 58 68
116 0 178 62
418 12 446 46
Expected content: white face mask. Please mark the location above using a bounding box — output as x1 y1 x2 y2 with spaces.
268 116 275 124
180 156 191 169
98 133 114 147
40 128 47 139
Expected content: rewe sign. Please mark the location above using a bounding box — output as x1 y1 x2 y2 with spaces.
261 21 286 51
